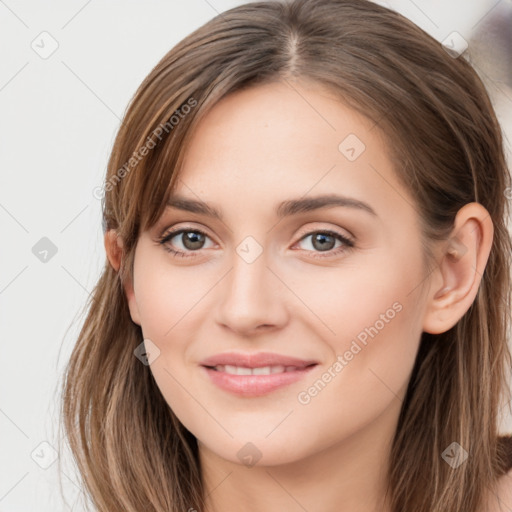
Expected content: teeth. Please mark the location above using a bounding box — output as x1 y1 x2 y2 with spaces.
226 365 251 375
213 365 295 375
253 366 271 375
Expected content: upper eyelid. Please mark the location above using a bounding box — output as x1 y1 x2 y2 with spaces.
160 225 215 243
159 220 354 239
295 224 354 242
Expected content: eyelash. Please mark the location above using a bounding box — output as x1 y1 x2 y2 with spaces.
157 226 355 260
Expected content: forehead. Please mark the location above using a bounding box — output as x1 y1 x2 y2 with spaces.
173 80 414 223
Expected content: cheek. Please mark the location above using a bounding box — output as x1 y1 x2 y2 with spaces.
286 248 424 410
288 296 423 458
295 287 420 407
280 248 420 349
132 255 218 398
133 256 212 341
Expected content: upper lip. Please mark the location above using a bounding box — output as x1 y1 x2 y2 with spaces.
200 352 318 368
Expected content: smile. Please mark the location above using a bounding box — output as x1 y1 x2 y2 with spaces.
201 362 317 396
210 364 303 375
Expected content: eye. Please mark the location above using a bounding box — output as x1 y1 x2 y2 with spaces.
157 227 214 258
157 227 355 260
293 230 355 259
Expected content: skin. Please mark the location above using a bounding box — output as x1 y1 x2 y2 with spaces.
105 80 494 512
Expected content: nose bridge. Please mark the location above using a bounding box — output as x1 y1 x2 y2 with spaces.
215 237 286 333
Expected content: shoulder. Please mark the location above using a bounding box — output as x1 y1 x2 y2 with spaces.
486 467 512 512
485 435 512 511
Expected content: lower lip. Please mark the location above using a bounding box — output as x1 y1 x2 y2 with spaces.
201 365 317 397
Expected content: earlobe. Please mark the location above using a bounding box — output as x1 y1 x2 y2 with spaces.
422 202 494 335
104 230 142 326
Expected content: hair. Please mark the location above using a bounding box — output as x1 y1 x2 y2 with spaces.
59 0 512 511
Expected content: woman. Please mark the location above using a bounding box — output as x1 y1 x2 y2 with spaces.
60 1 512 510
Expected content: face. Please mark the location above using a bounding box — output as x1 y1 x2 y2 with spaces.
125 80 433 467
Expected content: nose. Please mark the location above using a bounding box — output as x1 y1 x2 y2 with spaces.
214 248 289 336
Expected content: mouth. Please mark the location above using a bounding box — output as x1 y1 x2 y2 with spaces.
206 364 313 375
200 352 318 396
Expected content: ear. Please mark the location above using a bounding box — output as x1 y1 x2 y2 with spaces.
104 229 141 326
422 202 494 334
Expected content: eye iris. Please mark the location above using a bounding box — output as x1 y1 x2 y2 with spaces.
312 233 335 251
182 231 205 250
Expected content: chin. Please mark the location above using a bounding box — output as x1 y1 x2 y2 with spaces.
199 434 311 468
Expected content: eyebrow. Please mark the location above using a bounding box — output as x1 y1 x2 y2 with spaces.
165 193 377 220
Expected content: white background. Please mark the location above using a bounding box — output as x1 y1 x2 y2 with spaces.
1 1 511 510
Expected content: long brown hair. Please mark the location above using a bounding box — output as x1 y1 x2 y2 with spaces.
59 1 512 510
